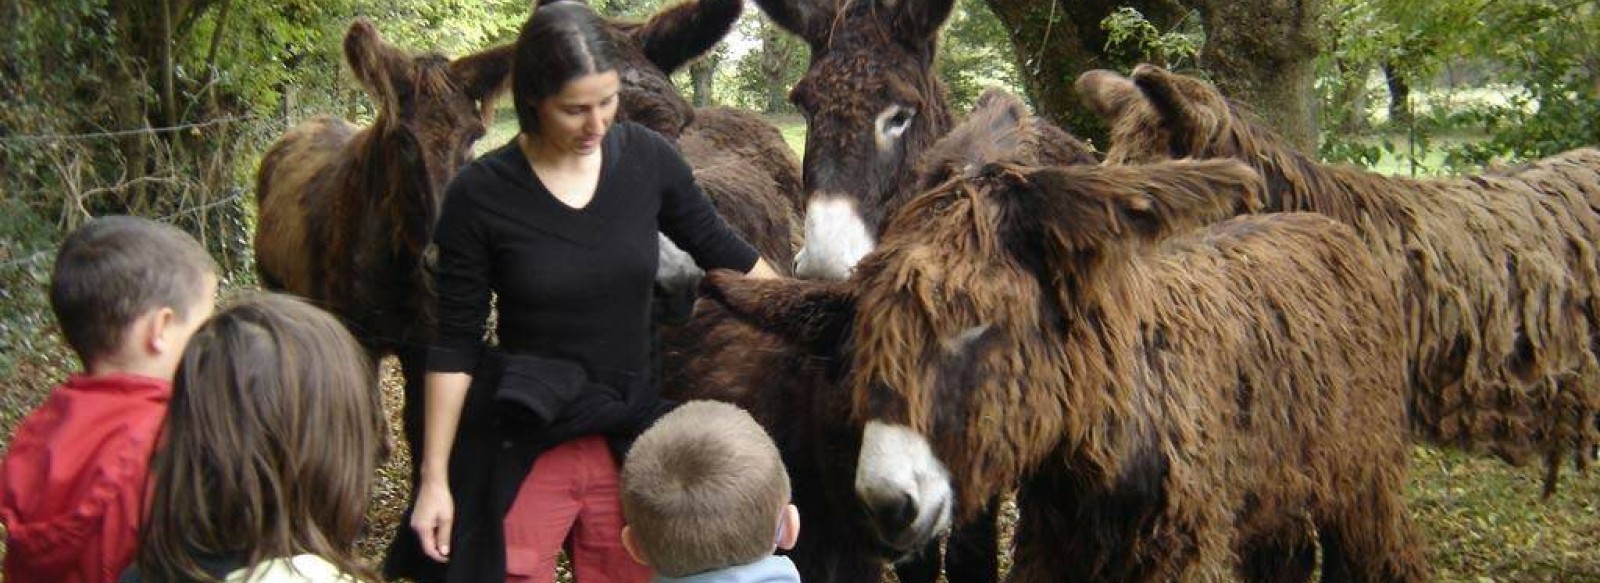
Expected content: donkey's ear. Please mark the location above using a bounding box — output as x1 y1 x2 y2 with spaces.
450 44 514 102
888 0 955 49
701 270 856 350
918 88 1031 187
753 0 837 47
633 0 742 73
1011 159 1262 253
968 88 1030 137
1128 64 1226 145
1075 69 1142 122
344 19 409 126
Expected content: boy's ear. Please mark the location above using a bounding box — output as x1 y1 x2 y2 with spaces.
622 525 651 567
775 504 800 551
147 307 180 355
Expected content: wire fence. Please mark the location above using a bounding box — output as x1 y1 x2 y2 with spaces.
0 115 259 144
1 113 267 275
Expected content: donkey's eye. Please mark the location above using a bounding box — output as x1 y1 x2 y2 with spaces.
877 105 917 142
890 109 914 128
872 105 917 152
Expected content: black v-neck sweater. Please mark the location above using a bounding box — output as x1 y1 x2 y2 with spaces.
427 121 758 382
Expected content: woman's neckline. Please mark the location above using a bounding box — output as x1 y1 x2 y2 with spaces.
518 132 608 212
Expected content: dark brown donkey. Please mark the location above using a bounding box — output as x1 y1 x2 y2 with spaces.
252 17 511 512
755 0 956 281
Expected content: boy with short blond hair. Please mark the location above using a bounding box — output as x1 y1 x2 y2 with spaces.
0 216 218 583
620 400 801 583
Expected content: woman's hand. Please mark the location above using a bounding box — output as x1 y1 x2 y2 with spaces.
746 257 781 279
411 478 456 563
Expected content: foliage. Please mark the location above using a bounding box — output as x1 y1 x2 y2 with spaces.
726 13 809 114
0 0 533 380
935 0 1024 111
1099 6 1202 70
1445 1 1600 166
1317 0 1600 170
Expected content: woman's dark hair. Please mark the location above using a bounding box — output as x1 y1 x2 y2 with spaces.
136 293 387 582
513 0 623 135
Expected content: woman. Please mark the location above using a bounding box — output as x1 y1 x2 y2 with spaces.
408 2 779 583
128 293 387 583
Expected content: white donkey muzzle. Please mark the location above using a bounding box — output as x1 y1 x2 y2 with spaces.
855 421 954 556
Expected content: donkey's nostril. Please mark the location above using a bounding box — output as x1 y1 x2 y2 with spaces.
871 490 918 539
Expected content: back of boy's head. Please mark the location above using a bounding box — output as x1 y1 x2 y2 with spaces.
622 400 790 578
49 215 216 364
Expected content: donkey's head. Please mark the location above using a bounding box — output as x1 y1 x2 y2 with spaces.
343 19 512 234
846 158 1263 556
757 0 956 280
915 88 1098 195
1076 65 1260 165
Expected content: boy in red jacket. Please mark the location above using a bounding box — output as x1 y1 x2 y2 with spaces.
0 216 217 583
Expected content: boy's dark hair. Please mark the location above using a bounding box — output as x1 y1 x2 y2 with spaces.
49 216 217 364
621 401 791 578
512 0 622 136
137 293 386 582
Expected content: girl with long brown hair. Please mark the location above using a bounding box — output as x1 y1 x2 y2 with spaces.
126 293 388 583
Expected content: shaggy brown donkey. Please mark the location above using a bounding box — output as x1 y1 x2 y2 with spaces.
838 159 1427 582
254 18 511 466
1079 65 1600 493
660 93 1096 583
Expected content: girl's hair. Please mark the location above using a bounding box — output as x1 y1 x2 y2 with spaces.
512 0 622 135
137 293 387 582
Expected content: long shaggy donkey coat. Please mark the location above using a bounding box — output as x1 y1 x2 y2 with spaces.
1079 65 1600 492
847 160 1428 582
655 91 1099 583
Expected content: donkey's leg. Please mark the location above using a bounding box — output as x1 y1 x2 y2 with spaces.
1236 527 1316 583
785 429 888 583
943 498 1000 583
396 343 429 480
893 508 1004 583
893 542 942 583
1314 474 1430 583
383 344 442 582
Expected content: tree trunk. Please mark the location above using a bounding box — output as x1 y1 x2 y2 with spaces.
1190 0 1325 151
201 0 234 115
1383 61 1411 126
690 53 718 107
760 22 792 114
982 0 1185 147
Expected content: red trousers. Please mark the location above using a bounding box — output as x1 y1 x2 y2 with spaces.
503 435 651 583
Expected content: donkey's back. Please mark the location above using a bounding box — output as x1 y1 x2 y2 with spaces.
254 116 358 294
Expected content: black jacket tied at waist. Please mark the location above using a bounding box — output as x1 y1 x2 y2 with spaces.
419 350 675 583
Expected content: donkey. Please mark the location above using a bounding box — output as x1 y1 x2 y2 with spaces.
659 92 1086 583
834 159 1428 582
753 0 959 280
254 18 511 466
1078 65 1600 493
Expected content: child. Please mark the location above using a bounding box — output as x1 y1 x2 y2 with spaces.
619 401 801 583
0 216 218 583
127 293 387 582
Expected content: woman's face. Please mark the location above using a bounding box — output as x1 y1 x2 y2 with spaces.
534 69 622 156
